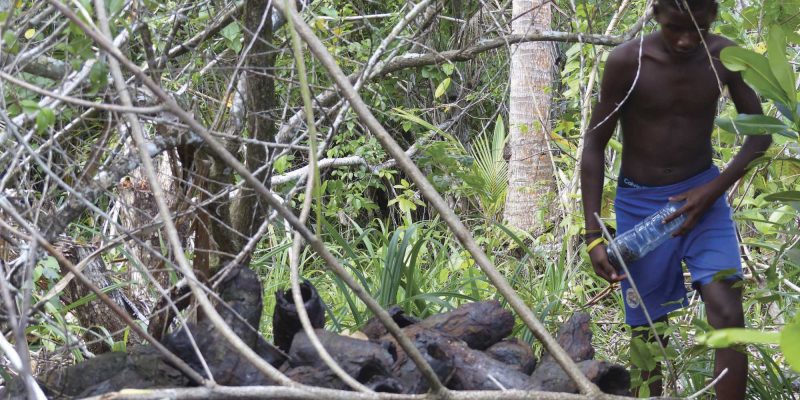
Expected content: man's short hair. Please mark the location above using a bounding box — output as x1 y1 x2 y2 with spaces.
654 0 717 12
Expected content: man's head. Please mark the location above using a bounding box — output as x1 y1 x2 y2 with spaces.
653 0 718 55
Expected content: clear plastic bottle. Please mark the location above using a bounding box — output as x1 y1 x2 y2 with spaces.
607 201 686 269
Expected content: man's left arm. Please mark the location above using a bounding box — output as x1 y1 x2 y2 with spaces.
668 47 773 236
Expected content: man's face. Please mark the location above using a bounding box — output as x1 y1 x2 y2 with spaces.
656 4 716 56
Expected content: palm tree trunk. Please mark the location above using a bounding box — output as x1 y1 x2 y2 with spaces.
504 0 556 232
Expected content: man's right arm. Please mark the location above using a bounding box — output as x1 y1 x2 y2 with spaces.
580 44 635 282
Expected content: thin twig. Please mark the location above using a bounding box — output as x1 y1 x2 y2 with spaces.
274 1 601 395
0 71 164 113
685 368 728 400
47 0 451 391
0 197 207 386
284 0 372 392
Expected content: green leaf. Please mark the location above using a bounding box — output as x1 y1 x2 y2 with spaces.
220 22 242 52
41 264 60 281
434 77 451 99
442 63 455 76
721 47 789 105
766 25 797 105
89 62 109 89
715 114 788 135
630 338 657 371
780 318 800 373
20 99 39 115
391 108 448 137
698 328 780 348
3 30 18 51
764 191 800 202
109 0 125 17
36 108 55 133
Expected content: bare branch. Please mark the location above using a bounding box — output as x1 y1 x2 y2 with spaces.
272 2 603 396
0 71 164 113
0 198 207 385
45 0 451 391
81 386 612 400
0 53 68 80
276 29 626 144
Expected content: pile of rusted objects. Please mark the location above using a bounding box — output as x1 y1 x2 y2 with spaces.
10 266 630 398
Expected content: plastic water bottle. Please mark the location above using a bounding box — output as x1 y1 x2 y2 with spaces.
607 201 686 268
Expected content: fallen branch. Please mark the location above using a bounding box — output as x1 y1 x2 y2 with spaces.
272 2 602 396
81 386 596 400
0 52 68 80
0 198 207 385
46 0 450 391
41 130 202 239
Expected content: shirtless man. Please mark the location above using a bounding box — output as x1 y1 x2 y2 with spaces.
580 1 772 398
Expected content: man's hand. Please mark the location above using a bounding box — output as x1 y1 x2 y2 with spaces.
666 181 725 237
589 244 627 283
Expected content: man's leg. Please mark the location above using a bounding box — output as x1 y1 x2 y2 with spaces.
631 315 669 397
700 280 747 400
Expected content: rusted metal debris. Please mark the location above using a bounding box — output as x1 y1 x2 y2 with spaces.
273 279 326 353
16 273 630 398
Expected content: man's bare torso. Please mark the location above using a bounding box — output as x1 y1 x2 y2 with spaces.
615 33 732 186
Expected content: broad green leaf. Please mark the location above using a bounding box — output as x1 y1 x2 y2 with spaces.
442 63 455 76
721 47 789 105
35 108 55 133
2 30 17 50
775 101 795 120
766 26 797 108
109 0 125 16
20 99 39 115
89 61 108 89
763 191 800 206
434 77 451 99
698 328 780 348
630 338 656 371
715 114 787 135
781 318 800 373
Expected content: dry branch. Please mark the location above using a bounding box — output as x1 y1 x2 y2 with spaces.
40 131 201 239
43 0 442 391
269 1 602 395
0 198 207 385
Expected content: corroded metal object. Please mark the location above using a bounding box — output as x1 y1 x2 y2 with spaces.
20 280 631 397
486 338 537 374
272 279 326 353
288 329 402 392
361 305 419 340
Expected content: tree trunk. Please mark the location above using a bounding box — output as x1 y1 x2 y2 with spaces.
117 152 185 313
231 0 276 246
503 0 556 232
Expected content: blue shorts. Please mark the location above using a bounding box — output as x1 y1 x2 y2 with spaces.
614 166 742 326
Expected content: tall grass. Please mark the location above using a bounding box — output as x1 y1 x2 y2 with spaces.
252 206 798 398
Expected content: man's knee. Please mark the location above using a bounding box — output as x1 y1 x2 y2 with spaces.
700 281 744 329
707 301 744 328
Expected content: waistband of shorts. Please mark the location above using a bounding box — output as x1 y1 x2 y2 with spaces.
616 165 719 197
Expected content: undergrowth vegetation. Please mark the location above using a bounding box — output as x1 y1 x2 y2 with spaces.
2 0 797 398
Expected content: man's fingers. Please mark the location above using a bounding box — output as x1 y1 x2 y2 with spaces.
601 262 625 282
673 215 697 236
664 202 689 223
595 263 625 283
663 210 680 223
593 264 612 283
